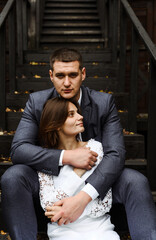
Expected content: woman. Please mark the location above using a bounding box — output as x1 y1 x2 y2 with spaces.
38 97 120 240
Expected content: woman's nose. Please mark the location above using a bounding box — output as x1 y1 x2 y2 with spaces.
77 113 83 120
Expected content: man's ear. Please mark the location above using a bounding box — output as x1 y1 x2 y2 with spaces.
81 67 86 82
49 70 53 82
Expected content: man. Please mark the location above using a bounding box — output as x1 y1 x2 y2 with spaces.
1 48 156 240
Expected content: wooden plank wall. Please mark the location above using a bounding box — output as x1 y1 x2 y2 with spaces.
126 0 156 113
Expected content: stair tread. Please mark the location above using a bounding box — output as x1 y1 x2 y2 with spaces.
42 22 101 27
46 0 96 2
40 37 104 43
44 9 98 13
43 15 99 20
45 3 96 7
41 30 102 35
125 158 147 166
0 159 147 166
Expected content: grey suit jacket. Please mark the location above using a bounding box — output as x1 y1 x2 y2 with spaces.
11 85 125 199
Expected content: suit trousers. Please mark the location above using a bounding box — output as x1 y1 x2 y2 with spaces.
1 165 156 240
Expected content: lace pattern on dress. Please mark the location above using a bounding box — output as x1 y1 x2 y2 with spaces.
38 139 112 217
38 172 69 210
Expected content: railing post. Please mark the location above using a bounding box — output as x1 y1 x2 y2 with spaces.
111 0 119 63
128 26 138 132
0 24 6 130
8 5 16 91
22 0 28 51
119 4 127 92
36 0 40 48
16 0 23 64
147 59 156 190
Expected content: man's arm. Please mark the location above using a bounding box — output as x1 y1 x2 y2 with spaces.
10 94 62 175
86 94 126 199
11 94 97 175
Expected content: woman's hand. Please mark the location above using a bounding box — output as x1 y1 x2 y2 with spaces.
50 191 92 226
45 205 62 219
73 168 86 177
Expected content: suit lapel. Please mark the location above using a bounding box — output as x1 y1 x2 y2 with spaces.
80 86 92 141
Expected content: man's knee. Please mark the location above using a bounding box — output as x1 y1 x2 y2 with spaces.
113 168 150 204
1 164 37 188
121 168 149 189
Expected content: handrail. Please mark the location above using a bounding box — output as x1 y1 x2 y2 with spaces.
121 0 156 62
0 0 15 28
117 0 156 190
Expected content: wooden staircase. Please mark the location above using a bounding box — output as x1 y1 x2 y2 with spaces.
1 0 156 237
40 0 105 48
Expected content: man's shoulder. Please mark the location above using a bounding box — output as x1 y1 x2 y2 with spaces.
83 86 113 104
29 88 55 103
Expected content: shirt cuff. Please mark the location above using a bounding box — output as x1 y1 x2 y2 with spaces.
59 150 64 166
81 183 99 200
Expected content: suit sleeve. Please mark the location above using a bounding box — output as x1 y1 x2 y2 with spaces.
10 94 61 176
85 95 126 199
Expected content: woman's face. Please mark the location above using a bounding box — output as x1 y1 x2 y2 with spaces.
59 102 84 137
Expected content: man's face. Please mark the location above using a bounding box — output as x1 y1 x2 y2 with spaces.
49 61 86 101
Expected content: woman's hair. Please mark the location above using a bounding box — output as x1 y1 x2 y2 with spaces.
39 97 80 149
50 48 83 71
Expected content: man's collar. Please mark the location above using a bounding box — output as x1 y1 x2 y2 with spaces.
78 88 82 105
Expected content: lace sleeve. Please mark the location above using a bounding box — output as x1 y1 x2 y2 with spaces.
82 139 112 218
84 188 112 218
38 172 69 210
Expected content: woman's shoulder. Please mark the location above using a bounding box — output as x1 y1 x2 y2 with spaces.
86 139 103 152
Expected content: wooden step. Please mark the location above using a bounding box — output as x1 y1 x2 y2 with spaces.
6 93 29 109
41 30 102 35
16 63 117 78
45 3 97 8
46 0 96 2
44 9 98 14
0 132 145 160
43 15 99 20
42 22 101 28
6 92 129 110
124 133 145 159
15 77 118 93
23 49 112 63
40 37 104 42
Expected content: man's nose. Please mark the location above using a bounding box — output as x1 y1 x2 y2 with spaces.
64 76 70 86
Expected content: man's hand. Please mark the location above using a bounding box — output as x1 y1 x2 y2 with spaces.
50 191 92 226
63 147 98 170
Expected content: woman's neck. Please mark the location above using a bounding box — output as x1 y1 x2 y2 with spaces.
58 136 86 150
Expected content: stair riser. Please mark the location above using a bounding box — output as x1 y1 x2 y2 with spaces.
0 134 145 159
15 78 118 93
24 51 112 63
16 64 117 78
42 27 101 31
6 93 129 110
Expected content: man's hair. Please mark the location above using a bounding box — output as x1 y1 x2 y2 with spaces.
39 97 80 149
49 48 83 70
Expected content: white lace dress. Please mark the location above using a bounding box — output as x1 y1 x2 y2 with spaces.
38 139 120 240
